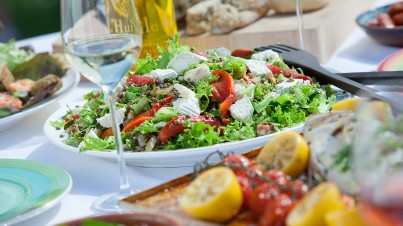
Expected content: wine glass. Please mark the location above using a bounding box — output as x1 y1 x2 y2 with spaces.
61 0 142 213
295 0 305 49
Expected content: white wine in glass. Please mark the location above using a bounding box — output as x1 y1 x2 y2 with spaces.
61 0 142 213
295 0 305 49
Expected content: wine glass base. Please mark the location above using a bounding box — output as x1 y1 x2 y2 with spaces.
91 191 135 214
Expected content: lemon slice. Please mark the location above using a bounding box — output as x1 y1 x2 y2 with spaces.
257 131 309 178
332 97 362 111
325 207 365 226
286 182 344 226
179 166 243 223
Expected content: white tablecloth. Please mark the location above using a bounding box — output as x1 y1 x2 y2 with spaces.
1 0 401 224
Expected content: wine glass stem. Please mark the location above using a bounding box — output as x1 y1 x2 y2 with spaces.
104 89 132 198
296 0 305 50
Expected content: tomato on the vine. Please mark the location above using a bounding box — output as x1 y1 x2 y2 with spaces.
248 183 280 218
222 154 251 167
259 193 296 226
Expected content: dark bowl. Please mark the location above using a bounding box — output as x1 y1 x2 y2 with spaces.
56 212 183 226
356 4 403 47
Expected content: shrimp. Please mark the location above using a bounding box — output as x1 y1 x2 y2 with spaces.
0 93 22 109
7 79 35 92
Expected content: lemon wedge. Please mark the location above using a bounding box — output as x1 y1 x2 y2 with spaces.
325 207 365 226
257 131 309 178
286 182 344 226
179 166 243 223
332 97 362 111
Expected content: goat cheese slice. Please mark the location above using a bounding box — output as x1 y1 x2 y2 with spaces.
173 84 201 116
245 59 271 77
96 108 126 128
173 98 201 116
168 52 208 75
251 49 281 65
184 64 211 84
150 69 178 83
229 96 254 123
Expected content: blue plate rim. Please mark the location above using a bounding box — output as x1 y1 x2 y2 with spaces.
0 159 73 225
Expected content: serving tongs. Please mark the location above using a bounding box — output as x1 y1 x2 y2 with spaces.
255 44 403 113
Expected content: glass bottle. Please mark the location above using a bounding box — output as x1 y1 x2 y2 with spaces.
133 0 177 58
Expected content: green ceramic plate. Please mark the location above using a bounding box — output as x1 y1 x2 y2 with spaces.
0 159 72 225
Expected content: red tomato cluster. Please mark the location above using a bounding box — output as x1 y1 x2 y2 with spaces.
222 154 309 226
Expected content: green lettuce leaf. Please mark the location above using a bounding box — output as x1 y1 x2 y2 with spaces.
79 136 114 152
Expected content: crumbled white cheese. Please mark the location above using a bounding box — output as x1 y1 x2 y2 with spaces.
115 76 127 95
150 69 178 83
96 108 126 128
229 96 254 123
174 84 196 99
184 64 211 84
275 79 309 95
173 98 201 116
173 84 201 116
234 82 256 101
251 49 281 65
245 59 271 76
167 52 208 75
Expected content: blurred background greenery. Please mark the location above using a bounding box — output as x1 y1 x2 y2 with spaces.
0 0 60 42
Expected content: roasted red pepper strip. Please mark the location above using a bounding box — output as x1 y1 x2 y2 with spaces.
152 96 173 112
220 94 235 119
99 128 113 139
122 97 174 132
268 65 312 84
231 49 254 58
122 116 153 132
211 70 235 119
126 74 155 87
158 116 222 144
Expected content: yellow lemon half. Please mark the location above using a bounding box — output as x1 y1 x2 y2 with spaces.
257 131 309 178
325 207 365 226
286 182 344 226
179 166 243 223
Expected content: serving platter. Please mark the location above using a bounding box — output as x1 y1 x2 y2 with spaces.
0 159 72 225
43 102 303 168
0 68 80 133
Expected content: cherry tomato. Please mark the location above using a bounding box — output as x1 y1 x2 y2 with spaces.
259 193 296 226
285 180 309 200
222 154 251 167
126 74 155 87
237 175 254 210
248 183 280 218
263 169 290 187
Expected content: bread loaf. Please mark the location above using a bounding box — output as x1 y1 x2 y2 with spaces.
186 0 221 35
270 0 330 14
208 3 240 34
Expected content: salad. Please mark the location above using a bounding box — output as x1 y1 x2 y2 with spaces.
0 39 67 118
51 35 336 152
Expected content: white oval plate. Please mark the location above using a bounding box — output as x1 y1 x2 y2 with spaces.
0 69 80 133
44 102 303 168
